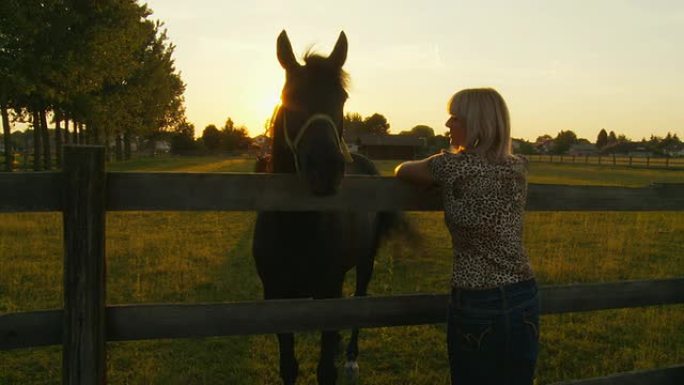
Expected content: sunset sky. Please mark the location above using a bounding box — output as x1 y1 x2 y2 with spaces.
144 0 683 141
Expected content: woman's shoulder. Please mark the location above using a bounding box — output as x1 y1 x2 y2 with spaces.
427 150 473 182
506 154 528 166
496 154 529 176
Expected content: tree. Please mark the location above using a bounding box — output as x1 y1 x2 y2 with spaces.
403 125 435 138
516 141 538 155
608 130 617 144
596 129 608 149
220 118 250 151
0 0 187 165
202 124 221 151
170 120 197 154
343 112 364 136
659 132 682 154
343 112 391 136
551 130 578 154
1 106 11 171
363 113 390 135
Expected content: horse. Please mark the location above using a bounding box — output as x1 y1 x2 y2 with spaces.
252 30 401 385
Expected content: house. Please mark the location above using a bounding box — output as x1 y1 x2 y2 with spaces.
511 139 524 152
154 140 171 153
667 148 684 158
626 150 655 158
344 134 425 160
534 137 555 154
568 143 599 156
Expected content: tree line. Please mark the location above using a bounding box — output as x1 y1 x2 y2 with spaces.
0 0 186 171
514 129 682 156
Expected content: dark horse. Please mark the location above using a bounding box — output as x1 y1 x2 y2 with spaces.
253 31 399 385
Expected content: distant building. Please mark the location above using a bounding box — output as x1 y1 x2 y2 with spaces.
667 148 684 158
534 138 555 154
154 140 171 153
601 141 652 157
511 139 524 152
626 150 655 158
344 134 425 160
568 143 599 156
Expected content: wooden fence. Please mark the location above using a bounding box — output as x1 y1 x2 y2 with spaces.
1 145 683 385
527 154 684 169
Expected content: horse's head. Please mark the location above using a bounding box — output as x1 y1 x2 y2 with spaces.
275 30 350 196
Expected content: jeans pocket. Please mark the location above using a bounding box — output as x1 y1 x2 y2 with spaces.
449 310 495 352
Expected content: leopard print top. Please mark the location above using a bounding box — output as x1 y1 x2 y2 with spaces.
429 151 534 289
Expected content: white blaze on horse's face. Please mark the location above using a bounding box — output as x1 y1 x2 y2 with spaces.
276 30 350 196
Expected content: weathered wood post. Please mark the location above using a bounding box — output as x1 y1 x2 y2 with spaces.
62 145 106 385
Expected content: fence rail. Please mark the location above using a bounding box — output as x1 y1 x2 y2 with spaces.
2 172 683 213
550 364 684 385
1 278 682 351
527 154 684 169
1 146 682 385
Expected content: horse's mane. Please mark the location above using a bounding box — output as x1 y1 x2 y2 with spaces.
302 49 350 91
267 49 349 140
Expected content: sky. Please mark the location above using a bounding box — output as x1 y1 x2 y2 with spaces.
144 0 684 141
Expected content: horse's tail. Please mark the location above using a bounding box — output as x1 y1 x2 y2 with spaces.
374 210 418 250
347 153 420 252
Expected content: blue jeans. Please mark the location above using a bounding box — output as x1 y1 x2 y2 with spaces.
447 279 540 385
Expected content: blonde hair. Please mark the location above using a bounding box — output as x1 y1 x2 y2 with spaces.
448 88 511 162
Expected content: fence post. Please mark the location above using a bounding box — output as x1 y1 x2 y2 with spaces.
612 155 616 166
598 156 602 165
62 145 106 385
647 157 650 168
665 157 669 168
629 156 633 167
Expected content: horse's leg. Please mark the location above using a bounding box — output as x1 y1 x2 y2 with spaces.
277 332 298 385
264 283 299 385
345 251 375 382
318 330 341 385
315 276 344 385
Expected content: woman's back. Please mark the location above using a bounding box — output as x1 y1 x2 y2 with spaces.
430 152 533 289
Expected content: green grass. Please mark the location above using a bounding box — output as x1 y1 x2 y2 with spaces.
374 159 684 186
1 157 682 384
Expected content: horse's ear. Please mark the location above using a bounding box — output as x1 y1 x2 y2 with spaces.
328 31 347 68
277 30 299 70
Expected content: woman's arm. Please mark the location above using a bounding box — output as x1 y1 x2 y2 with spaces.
394 154 440 186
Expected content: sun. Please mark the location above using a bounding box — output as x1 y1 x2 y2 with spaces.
262 93 281 119
245 71 284 136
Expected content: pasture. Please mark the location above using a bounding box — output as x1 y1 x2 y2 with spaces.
1 156 683 384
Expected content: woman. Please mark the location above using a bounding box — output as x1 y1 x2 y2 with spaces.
395 88 539 385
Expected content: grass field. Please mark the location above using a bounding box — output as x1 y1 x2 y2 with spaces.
1 155 682 384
